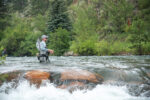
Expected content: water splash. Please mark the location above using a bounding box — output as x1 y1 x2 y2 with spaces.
0 81 149 100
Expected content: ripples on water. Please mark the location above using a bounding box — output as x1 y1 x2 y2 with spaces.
0 56 150 100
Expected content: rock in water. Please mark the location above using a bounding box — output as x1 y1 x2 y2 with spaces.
60 69 103 83
0 70 22 86
58 69 104 91
24 70 50 87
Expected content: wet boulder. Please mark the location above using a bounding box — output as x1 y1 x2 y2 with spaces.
127 83 150 97
60 69 103 83
0 70 22 86
58 69 104 91
141 90 150 97
24 70 50 87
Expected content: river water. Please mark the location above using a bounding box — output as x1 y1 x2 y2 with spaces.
0 56 150 100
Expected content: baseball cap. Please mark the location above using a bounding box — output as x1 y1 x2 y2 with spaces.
41 35 48 39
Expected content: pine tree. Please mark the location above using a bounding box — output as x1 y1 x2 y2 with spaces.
47 0 72 33
47 0 72 56
0 0 8 40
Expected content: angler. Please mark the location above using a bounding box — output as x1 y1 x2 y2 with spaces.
36 35 54 62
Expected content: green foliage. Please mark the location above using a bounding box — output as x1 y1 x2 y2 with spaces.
129 19 150 55
70 39 97 55
0 12 48 56
0 47 6 64
49 28 71 56
98 0 134 34
8 0 28 12
31 14 49 32
19 34 39 56
0 0 150 56
25 0 50 16
46 0 72 56
95 40 111 55
142 42 150 55
0 14 32 56
47 0 72 33
0 73 9 82
0 0 9 41
70 4 98 55
95 40 132 55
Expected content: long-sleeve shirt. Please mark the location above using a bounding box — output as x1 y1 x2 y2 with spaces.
40 41 48 54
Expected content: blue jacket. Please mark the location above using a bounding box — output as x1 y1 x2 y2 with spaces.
40 41 48 54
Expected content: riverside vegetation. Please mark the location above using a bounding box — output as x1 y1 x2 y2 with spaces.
0 0 150 56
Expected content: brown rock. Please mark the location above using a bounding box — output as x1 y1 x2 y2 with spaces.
25 70 50 87
147 73 150 78
60 69 103 83
0 70 22 86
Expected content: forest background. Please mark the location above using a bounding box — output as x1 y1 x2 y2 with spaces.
0 0 150 56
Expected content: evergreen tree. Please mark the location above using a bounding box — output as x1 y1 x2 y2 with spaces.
0 0 8 40
47 0 72 33
138 0 150 26
47 0 72 55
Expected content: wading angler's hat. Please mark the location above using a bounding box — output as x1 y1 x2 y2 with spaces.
41 35 48 39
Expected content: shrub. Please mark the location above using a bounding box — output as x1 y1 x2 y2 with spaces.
49 28 71 56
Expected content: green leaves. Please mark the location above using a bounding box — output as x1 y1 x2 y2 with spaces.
0 14 41 56
100 0 134 34
129 19 150 55
70 4 98 55
49 28 71 56
0 47 6 64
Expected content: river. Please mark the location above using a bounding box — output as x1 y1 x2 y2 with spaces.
0 56 150 100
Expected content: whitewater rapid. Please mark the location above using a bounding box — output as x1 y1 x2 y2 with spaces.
0 80 148 100
0 56 150 100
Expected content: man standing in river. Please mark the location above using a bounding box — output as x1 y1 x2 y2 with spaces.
40 35 54 55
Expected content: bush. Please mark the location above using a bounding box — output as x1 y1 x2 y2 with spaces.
129 19 150 55
70 38 97 55
95 40 111 55
70 4 98 55
19 33 40 56
95 40 132 55
49 28 71 56
0 47 6 64
0 14 32 56
142 42 150 54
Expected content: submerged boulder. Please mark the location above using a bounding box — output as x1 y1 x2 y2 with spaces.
60 69 103 83
58 69 104 91
0 70 22 86
23 69 104 91
24 70 50 87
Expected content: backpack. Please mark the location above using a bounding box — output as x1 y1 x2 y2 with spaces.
36 38 41 51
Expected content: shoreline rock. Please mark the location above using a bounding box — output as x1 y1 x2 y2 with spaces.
64 51 78 56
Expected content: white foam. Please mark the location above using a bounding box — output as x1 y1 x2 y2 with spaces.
0 81 149 100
